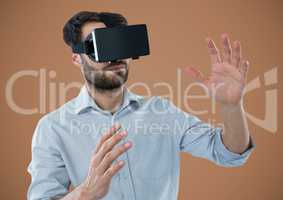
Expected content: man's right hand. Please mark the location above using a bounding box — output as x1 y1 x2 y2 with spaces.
79 123 132 200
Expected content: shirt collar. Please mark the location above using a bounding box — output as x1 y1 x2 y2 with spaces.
75 84 143 115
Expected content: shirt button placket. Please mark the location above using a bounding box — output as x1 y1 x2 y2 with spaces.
111 112 130 200
111 112 135 200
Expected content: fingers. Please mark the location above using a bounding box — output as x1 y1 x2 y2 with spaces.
206 38 221 65
97 141 132 174
221 33 232 63
86 124 130 192
231 40 242 68
103 160 125 181
94 123 121 154
239 60 250 81
96 129 128 163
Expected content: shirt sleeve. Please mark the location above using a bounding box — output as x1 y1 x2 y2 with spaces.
27 116 70 200
164 98 255 167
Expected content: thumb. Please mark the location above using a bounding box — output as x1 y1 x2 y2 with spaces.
183 66 205 83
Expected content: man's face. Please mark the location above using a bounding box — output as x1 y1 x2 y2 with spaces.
78 22 130 92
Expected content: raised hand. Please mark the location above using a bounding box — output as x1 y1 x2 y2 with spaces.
80 124 132 200
184 33 250 105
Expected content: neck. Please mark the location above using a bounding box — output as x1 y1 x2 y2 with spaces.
85 83 125 114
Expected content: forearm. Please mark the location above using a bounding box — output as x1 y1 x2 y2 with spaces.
220 101 250 154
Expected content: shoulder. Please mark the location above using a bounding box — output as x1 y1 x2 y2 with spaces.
38 96 79 125
32 97 78 140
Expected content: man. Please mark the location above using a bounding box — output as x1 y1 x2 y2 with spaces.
27 11 254 200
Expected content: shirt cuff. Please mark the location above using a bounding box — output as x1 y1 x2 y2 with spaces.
214 127 255 166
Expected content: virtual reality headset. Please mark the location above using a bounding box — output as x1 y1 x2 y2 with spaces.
72 24 150 63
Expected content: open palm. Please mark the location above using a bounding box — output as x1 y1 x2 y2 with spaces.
184 34 250 105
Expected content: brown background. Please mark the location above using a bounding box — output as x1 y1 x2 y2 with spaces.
1 0 282 199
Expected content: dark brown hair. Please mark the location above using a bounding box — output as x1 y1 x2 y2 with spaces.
63 11 128 48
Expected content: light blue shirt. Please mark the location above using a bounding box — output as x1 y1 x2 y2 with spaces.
27 85 254 200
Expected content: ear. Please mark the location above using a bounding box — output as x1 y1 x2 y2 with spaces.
72 53 82 67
